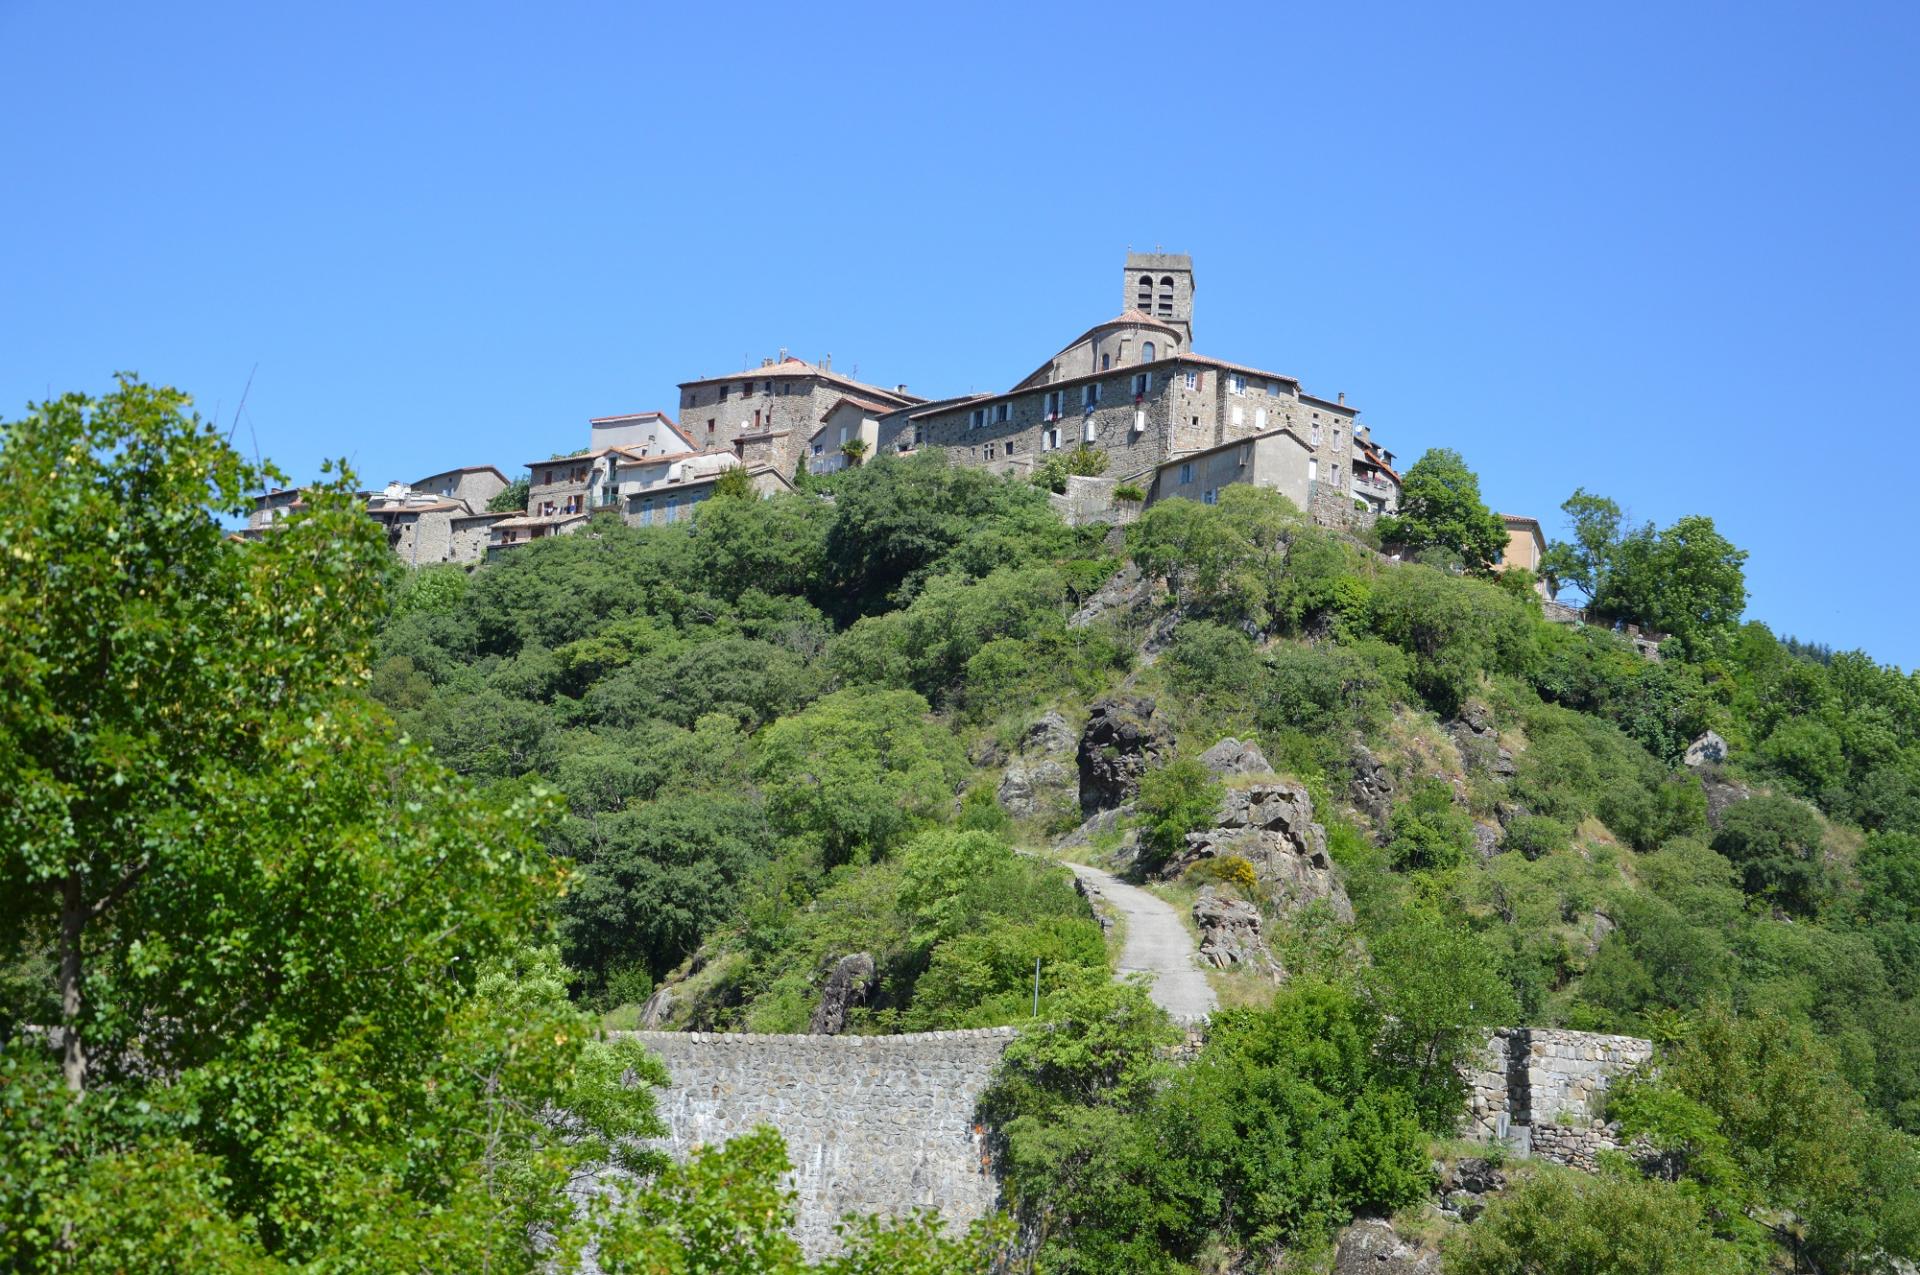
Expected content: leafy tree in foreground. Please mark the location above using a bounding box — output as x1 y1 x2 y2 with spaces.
1375 447 1507 573
0 380 659 1269
1542 488 1748 649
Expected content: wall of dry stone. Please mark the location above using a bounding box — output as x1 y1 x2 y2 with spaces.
617 1028 1015 1258
1461 1027 1655 1171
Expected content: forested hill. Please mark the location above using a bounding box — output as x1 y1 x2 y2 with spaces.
372 447 1920 1271
6 384 1918 1273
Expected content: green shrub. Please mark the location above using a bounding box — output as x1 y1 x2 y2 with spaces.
1387 779 1475 872
1712 795 1828 915
1135 758 1226 873
1502 814 1570 859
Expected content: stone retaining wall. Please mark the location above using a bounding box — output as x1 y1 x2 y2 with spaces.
615 1028 1015 1258
1462 1027 1654 1171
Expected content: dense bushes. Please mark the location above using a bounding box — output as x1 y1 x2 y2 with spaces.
986 980 1434 1272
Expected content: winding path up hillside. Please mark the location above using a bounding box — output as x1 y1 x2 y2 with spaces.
1064 861 1218 1024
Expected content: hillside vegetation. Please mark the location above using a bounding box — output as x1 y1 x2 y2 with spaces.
5 381 1920 1271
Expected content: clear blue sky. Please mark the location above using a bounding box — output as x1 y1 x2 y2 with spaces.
4 2 1916 667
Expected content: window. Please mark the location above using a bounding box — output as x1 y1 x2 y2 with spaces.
666 494 680 522
970 408 986 430
1157 275 1175 316
1178 462 1194 483
1312 423 1324 446
1044 390 1064 419
995 402 1010 423
1268 381 1282 396
1255 408 1267 429
1005 439 1016 454
838 426 848 444
1231 405 1244 427
1101 353 1110 370
1238 446 1250 468
1202 487 1218 506
912 424 925 446
763 381 773 394
1332 464 1342 489
639 499 654 526
1134 408 1146 433
753 409 762 428
1229 374 1247 395
707 418 715 434
1142 341 1155 363
1183 370 1197 390
1309 458 1319 483
812 442 823 456
1333 426 1343 448
985 442 996 460
1083 419 1097 443
1137 272 1154 309
1131 372 1151 396
718 385 729 402
1083 383 1100 410
1043 427 1060 450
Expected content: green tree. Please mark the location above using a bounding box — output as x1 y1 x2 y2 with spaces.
0 379 661 1269
488 471 531 511
1540 486 1623 603
710 463 754 498
1711 795 1828 915
1447 1163 1755 1275
753 687 967 867
1134 758 1225 874
1375 448 1507 572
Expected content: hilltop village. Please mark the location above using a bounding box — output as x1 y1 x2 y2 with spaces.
246 252 1542 563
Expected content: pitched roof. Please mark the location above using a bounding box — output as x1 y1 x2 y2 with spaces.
413 464 509 484
367 498 465 515
589 410 679 425
818 394 896 421
677 357 923 406
1159 425 1313 468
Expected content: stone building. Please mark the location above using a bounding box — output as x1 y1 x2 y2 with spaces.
1351 425 1402 515
1150 427 1313 509
588 411 692 456
807 395 889 476
884 253 1383 524
677 354 922 480
612 450 792 527
247 465 513 567
1496 514 1552 597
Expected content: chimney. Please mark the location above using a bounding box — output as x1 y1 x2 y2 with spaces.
761 357 773 368
778 347 788 362
822 353 832 371
1337 391 1346 406
895 383 908 394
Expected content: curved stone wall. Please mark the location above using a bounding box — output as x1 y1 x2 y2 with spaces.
615 1028 1016 1258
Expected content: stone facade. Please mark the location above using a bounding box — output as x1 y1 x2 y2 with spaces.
1461 1027 1655 1171
677 356 919 480
894 249 1371 527
618 1028 1014 1258
1151 426 1311 512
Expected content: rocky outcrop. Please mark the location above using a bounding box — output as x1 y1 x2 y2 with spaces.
807 953 876 1035
1077 697 1171 814
998 757 1073 820
1068 561 1150 630
1699 768 1753 829
1684 730 1728 767
638 985 676 1030
1332 1218 1444 1274
1349 743 1398 829
1022 711 1076 757
1447 700 1515 778
1435 1156 1508 1222
1199 736 1273 778
1167 781 1353 924
1192 887 1282 977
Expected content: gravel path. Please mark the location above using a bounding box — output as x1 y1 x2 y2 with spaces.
1064 861 1217 1024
